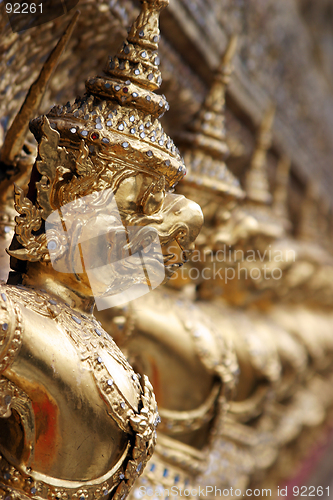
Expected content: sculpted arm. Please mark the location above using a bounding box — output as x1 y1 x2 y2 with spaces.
0 286 25 430
0 287 22 379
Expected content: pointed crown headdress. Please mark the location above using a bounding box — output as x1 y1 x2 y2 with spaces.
9 1 186 264
245 104 275 205
273 155 291 231
297 182 321 242
30 0 185 211
242 105 287 241
176 36 244 200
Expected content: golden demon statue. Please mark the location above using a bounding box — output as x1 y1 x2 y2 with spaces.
1 2 333 499
0 1 204 499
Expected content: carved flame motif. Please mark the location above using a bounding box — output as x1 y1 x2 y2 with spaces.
8 185 48 262
35 116 73 219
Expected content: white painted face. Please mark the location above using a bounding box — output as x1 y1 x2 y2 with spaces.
44 178 203 310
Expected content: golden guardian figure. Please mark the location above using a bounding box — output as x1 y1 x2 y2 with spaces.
0 1 203 498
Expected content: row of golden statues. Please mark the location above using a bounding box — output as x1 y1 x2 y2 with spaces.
1 1 333 499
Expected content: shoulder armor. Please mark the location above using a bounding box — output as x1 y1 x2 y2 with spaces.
0 285 159 500
0 285 22 373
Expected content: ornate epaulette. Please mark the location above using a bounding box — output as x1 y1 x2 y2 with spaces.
0 285 22 374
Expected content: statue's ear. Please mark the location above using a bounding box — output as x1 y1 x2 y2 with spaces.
35 116 73 220
45 203 83 276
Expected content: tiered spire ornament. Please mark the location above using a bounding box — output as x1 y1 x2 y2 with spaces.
103 0 167 92
176 36 244 199
297 182 321 243
317 196 332 252
245 104 275 205
86 0 168 117
273 155 291 231
32 0 185 197
239 104 286 244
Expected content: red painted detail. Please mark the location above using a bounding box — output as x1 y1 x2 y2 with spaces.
31 387 59 470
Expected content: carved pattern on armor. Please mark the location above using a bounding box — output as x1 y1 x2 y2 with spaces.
130 436 206 500
9 185 48 263
0 375 158 500
0 290 22 373
0 377 36 455
3 283 142 404
0 451 126 500
0 283 160 500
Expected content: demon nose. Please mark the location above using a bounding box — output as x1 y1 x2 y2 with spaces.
148 193 203 257
171 196 204 251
